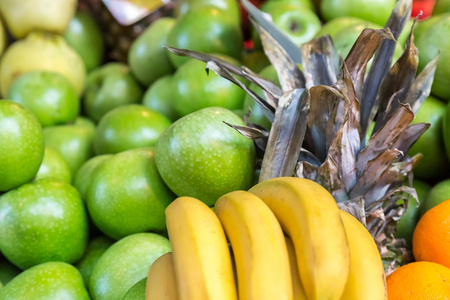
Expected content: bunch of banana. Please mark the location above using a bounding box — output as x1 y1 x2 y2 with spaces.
145 177 387 300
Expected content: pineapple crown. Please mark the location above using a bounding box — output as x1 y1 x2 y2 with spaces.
166 0 438 269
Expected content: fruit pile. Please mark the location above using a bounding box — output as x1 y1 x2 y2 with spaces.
0 0 450 299
148 177 386 300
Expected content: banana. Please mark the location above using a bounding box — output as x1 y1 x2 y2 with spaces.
165 196 237 300
214 190 293 300
339 210 387 300
285 236 307 300
146 252 179 300
248 177 350 300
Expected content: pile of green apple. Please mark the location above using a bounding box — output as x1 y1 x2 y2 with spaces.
0 0 450 298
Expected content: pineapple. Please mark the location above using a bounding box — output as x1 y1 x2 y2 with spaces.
78 0 175 62
166 0 438 273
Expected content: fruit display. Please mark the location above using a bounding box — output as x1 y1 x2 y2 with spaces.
1 0 450 298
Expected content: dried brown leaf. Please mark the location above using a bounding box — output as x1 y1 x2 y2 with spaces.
295 160 318 181
328 117 359 193
259 89 310 182
223 122 268 139
360 0 413 132
372 28 418 133
315 157 349 202
364 162 416 207
350 149 403 199
356 103 414 174
338 197 366 225
392 123 430 153
205 60 278 117
165 46 282 101
254 21 305 91
241 0 303 64
345 28 393 99
300 35 339 89
405 55 439 113
308 85 343 161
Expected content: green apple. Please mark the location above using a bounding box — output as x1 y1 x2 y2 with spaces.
122 278 146 300
128 17 176 87
259 0 321 47
243 64 280 129
43 117 96 177
142 75 178 122
241 50 271 74
0 100 44 192
93 105 171 155
87 148 176 239
7 71 79 127
172 56 246 117
89 233 171 300
442 97 450 162
0 32 86 97
174 0 241 24
0 255 21 285
0 0 77 39
72 154 112 237
420 178 450 216
74 235 115 287
0 179 88 270
433 0 450 15
83 63 143 123
320 0 397 26
394 179 431 247
155 107 256 206
73 154 112 201
35 146 72 183
0 262 89 300
414 15 442 43
167 6 243 68
262 0 315 11
314 16 366 38
415 13 450 101
63 10 104 72
409 96 449 180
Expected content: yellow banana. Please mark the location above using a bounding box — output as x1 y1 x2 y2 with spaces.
214 190 293 300
285 236 307 300
248 177 350 300
165 196 238 300
146 252 179 300
339 210 387 300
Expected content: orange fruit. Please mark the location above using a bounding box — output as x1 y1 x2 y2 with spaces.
413 199 450 268
386 261 450 299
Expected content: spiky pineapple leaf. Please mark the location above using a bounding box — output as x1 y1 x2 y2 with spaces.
241 0 303 64
327 117 359 194
373 24 419 133
345 28 394 100
300 35 339 89
165 46 282 103
315 156 349 202
350 149 403 201
308 85 343 161
259 89 309 182
361 0 413 132
204 60 277 120
356 103 414 174
392 123 430 153
365 161 417 208
254 21 305 91
337 197 366 225
405 55 439 113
